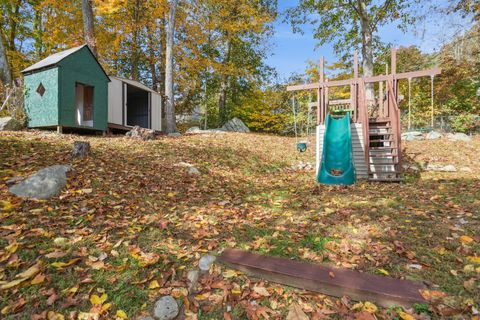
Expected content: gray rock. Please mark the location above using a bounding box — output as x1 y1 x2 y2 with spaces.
126 126 155 141
137 317 154 320
0 117 23 131
426 131 442 140
220 117 250 133
447 132 471 142
402 164 420 171
167 132 181 137
187 167 201 175
186 126 201 134
71 141 91 158
153 296 179 320
9 165 71 199
401 131 423 141
187 270 200 293
198 255 216 271
424 164 457 172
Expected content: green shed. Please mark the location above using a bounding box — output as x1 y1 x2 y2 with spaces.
22 45 110 132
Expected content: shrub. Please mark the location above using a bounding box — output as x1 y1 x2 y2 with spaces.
450 114 479 133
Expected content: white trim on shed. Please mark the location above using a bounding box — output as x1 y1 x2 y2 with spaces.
108 76 162 131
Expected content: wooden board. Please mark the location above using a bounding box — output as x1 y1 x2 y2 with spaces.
220 249 427 308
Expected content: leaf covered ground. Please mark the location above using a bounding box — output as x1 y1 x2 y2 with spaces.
0 131 479 320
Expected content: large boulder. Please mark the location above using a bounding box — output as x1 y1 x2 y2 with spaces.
221 117 250 133
9 165 71 199
0 117 23 131
401 131 423 141
126 126 155 141
186 126 202 134
447 132 471 142
426 131 442 140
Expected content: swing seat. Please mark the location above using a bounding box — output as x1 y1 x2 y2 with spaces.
296 141 308 153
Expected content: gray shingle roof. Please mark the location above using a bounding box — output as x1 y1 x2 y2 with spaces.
22 45 87 73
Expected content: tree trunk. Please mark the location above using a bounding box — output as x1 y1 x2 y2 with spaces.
0 35 12 84
159 17 166 97
357 0 375 105
146 24 158 91
33 2 43 57
218 39 232 125
165 0 178 133
131 0 143 81
82 0 97 57
8 1 21 51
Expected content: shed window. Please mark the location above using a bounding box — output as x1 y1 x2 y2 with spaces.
36 83 45 97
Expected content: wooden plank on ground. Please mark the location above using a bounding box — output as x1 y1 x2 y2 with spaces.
219 249 427 308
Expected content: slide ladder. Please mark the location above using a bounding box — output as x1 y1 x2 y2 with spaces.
317 112 356 185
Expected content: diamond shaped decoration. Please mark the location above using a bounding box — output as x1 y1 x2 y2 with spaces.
36 83 45 97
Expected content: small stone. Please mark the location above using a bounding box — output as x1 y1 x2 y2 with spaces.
187 270 200 293
126 126 155 140
168 132 181 137
187 167 201 175
153 296 179 320
407 264 423 270
199 255 216 271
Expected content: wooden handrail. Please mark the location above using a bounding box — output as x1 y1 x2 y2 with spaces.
359 80 370 172
386 79 402 172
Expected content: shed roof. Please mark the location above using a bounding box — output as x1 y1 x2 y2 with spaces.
110 76 159 94
22 45 110 81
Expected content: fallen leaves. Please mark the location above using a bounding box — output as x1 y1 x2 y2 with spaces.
286 303 309 320
460 235 474 244
1 132 479 318
0 260 42 290
50 258 81 270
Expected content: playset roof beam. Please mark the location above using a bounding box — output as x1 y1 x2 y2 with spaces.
286 67 441 91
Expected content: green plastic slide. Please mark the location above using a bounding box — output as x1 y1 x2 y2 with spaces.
317 112 356 185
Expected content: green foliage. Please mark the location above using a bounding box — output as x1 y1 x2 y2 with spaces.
450 114 479 133
286 0 417 57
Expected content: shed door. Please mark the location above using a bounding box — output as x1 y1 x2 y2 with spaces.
83 86 94 121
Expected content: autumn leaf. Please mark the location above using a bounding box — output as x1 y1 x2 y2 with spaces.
47 311 65 320
51 258 81 269
90 293 108 306
467 256 480 264
286 303 309 320
253 285 270 297
116 310 128 319
222 269 237 278
399 311 415 320
31 273 46 285
149 280 160 289
460 235 474 244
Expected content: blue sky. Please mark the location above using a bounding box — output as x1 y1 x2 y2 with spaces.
267 1 471 79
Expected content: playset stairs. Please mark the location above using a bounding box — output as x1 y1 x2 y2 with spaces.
367 118 402 182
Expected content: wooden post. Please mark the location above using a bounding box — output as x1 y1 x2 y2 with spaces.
352 51 359 121
379 81 384 118
391 48 397 98
57 125 63 134
319 56 325 124
431 75 434 128
408 78 412 130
